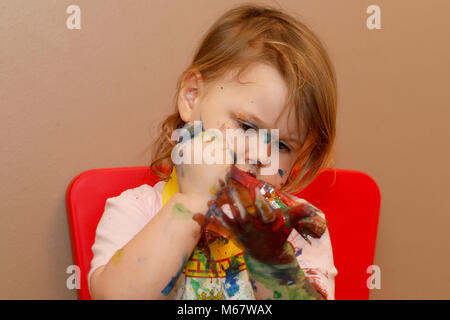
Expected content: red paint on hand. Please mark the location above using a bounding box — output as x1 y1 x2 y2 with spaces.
192 166 327 265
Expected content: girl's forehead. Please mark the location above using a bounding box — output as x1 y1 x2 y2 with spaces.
223 63 287 107
220 63 297 133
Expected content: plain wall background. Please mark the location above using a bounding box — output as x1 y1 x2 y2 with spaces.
1 0 449 299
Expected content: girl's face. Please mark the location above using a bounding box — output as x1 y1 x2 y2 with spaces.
178 62 304 189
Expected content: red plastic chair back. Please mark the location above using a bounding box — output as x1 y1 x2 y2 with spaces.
66 166 380 300
294 169 381 300
65 166 159 300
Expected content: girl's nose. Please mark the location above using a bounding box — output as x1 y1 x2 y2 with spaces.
247 141 272 169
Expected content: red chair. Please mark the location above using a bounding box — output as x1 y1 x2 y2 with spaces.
66 166 380 300
293 169 381 300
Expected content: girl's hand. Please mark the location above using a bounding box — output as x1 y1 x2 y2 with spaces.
191 166 327 300
172 121 232 201
193 173 324 265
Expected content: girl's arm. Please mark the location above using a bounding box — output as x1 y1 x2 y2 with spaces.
90 123 230 299
90 192 207 299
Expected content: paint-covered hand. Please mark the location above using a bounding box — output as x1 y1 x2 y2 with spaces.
172 121 232 200
220 181 321 264
193 177 324 265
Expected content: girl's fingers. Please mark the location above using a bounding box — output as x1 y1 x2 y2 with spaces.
208 200 228 221
252 187 264 222
207 200 220 216
207 199 240 232
192 213 210 229
216 184 231 199
254 188 277 223
295 213 328 239
228 180 255 216
228 186 248 223
213 184 227 198
204 216 234 239
288 203 317 226
193 208 237 240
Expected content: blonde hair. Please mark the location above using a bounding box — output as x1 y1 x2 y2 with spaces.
150 3 337 193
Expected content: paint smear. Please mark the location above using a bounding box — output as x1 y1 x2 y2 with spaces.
161 253 188 296
190 278 200 296
244 248 320 300
237 113 246 120
273 290 282 299
223 258 240 298
249 277 258 291
172 203 193 219
111 248 124 266
264 131 271 144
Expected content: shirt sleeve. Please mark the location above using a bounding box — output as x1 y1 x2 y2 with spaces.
87 181 165 293
287 208 338 300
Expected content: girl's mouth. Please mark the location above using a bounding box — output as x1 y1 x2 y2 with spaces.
233 164 257 178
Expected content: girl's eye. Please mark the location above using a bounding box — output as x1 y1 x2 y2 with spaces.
278 141 291 153
236 118 257 131
236 117 291 152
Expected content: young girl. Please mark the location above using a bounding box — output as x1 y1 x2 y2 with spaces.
88 4 338 300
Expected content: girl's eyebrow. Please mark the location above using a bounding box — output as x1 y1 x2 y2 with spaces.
237 113 265 129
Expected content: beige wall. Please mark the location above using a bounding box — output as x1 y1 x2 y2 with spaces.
1 0 449 299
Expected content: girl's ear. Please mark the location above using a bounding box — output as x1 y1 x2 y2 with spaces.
177 71 204 122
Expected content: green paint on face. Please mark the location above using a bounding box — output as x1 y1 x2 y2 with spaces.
172 203 194 219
